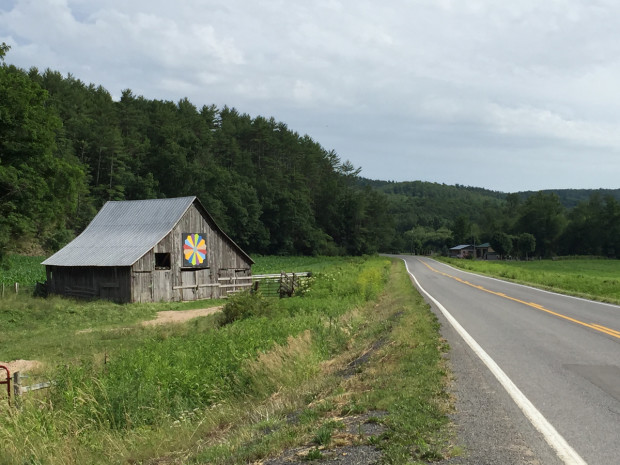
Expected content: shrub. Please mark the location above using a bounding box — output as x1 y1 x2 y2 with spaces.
220 290 273 325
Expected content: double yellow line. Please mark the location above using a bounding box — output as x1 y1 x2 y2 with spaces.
420 260 620 340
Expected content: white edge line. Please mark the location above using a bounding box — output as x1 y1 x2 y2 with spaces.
401 258 588 465
426 257 620 309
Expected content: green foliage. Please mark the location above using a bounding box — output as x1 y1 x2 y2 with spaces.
0 256 455 465
0 63 86 253
3 52 620 259
0 254 46 285
515 192 566 257
490 231 513 258
0 42 9 60
1 256 390 438
1 59 399 257
367 178 620 258
219 290 275 324
312 420 344 446
356 265 387 301
517 232 536 259
304 448 324 461
0 293 158 362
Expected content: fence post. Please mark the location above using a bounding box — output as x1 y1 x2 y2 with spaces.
13 371 21 407
14 282 19 295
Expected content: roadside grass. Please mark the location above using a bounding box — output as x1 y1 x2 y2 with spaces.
189 258 452 464
0 256 451 465
438 257 620 305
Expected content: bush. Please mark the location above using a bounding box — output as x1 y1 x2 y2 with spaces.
220 290 274 325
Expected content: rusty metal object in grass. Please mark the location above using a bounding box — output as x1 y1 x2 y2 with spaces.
0 364 10 406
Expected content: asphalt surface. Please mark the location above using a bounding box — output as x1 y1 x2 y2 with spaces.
397 256 620 465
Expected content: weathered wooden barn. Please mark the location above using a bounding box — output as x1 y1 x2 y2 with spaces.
42 196 254 303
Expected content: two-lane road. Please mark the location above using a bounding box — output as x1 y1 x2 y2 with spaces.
397 255 620 465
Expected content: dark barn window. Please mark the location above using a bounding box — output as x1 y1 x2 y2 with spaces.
155 253 171 270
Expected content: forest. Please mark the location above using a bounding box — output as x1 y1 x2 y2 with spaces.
1 42 620 261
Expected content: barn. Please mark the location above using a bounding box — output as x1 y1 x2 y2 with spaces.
42 196 254 303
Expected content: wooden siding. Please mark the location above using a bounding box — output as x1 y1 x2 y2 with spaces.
46 202 252 304
130 203 252 303
46 266 131 302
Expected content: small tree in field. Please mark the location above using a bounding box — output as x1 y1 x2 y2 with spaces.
517 233 536 260
490 232 513 259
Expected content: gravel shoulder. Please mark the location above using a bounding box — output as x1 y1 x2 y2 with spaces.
433 307 563 465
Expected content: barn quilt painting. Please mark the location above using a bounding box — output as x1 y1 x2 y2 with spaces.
183 233 207 267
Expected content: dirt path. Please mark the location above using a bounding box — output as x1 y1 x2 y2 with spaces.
141 306 222 326
0 359 42 374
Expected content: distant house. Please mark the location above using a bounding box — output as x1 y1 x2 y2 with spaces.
449 244 475 258
475 243 498 260
449 243 498 260
42 196 253 303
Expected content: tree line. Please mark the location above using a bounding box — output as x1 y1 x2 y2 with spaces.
0 44 394 260
372 181 620 259
1 43 619 261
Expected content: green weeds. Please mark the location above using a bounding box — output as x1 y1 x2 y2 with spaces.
0 256 452 465
0 254 46 285
219 290 275 324
304 448 324 461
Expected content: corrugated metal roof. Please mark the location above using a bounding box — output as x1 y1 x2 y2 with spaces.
42 197 196 266
449 244 474 250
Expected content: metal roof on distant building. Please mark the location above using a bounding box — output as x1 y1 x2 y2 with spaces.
449 244 474 250
42 196 253 267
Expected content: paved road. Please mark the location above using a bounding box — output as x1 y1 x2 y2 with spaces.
397 255 620 465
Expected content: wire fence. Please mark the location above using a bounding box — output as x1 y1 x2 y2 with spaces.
0 282 38 298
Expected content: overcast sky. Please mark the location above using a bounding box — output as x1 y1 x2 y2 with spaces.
2 0 619 193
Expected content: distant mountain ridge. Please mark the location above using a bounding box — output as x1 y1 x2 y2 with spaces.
360 178 620 210
516 188 620 209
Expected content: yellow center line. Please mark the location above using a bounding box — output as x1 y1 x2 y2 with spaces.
419 259 620 341
591 324 620 337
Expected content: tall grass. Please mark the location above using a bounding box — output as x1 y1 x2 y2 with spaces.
0 256 394 464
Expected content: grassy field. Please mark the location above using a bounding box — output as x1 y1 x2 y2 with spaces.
438 257 620 305
0 254 46 286
0 255 451 465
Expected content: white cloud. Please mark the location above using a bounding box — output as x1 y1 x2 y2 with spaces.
1 0 619 191
487 104 620 151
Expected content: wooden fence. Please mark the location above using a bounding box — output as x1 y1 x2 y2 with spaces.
251 272 312 297
13 371 52 399
209 272 312 298
0 282 39 298
1 274 311 300
0 368 53 408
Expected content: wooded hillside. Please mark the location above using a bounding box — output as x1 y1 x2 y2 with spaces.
1 43 619 260
0 44 395 258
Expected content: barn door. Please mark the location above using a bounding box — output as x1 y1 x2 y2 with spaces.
181 270 196 301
